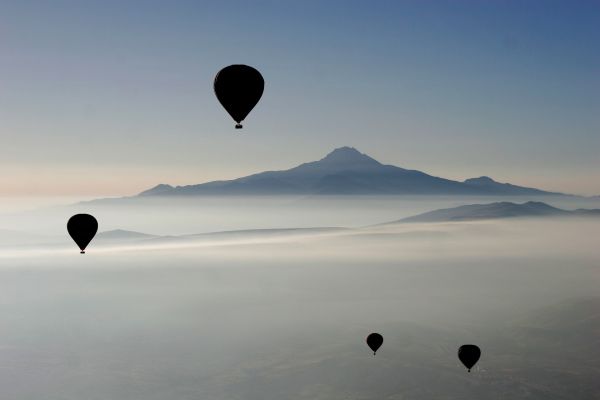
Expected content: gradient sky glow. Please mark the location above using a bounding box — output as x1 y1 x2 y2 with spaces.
0 0 598 196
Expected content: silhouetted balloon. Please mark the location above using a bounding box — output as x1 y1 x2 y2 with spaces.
214 64 264 129
458 344 481 372
67 214 98 254
366 333 383 355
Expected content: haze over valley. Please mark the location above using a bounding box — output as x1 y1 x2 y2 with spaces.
1 187 599 400
1 196 598 399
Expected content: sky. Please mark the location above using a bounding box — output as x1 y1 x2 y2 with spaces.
0 0 598 197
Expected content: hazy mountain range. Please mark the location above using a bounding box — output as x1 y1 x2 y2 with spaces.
136 147 569 197
397 201 600 223
78 202 600 247
5 202 597 250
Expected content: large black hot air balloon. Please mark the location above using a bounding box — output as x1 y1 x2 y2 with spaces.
67 214 98 254
214 64 264 129
458 344 481 372
366 333 383 355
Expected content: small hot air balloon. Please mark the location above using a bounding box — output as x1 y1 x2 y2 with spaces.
67 214 98 254
366 333 383 355
458 344 481 372
214 64 264 129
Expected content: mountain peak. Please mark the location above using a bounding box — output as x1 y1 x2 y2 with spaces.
138 183 174 196
464 176 496 184
319 147 381 166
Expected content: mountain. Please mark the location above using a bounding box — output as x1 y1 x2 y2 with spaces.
136 147 568 197
138 184 174 196
463 176 563 195
397 201 599 223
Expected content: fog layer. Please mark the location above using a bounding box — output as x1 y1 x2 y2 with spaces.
0 197 598 399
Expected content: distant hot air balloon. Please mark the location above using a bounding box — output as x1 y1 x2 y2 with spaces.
366 333 383 355
67 214 98 254
458 344 481 372
214 64 264 129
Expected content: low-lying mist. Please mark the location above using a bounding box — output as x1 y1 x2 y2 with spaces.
2 194 600 236
0 201 598 399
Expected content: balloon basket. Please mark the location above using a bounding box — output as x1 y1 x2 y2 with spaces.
80 251 85 254
235 123 243 129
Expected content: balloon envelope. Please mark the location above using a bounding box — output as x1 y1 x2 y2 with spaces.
214 64 264 128
458 344 481 372
366 333 383 355
67 214 98 254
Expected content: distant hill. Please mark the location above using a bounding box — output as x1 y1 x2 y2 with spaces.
76 227 347 249
136 147 569 197
462 176 562 195
82 202 600 248
95 229 158 242
397 201 600 223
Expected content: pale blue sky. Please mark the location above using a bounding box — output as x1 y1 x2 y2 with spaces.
0 0 598 196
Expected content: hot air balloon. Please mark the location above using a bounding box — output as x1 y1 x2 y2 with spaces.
458 344 481 372
67 214 98 254
366 333 383 355
214 64 264 129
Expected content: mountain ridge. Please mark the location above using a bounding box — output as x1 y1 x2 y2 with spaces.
136 147 569 197
396 201 600 223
